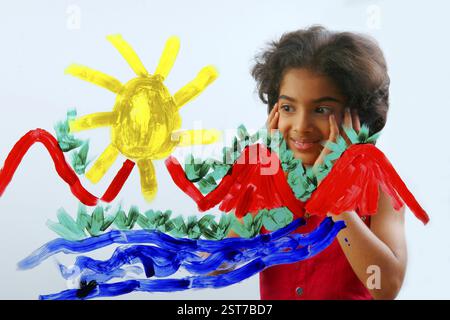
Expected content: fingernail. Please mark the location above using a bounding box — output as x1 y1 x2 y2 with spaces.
345 108 350 113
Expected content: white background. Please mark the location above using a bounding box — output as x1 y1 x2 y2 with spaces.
0 0 448 299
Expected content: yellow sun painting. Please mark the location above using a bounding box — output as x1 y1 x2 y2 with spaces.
65 35 220 201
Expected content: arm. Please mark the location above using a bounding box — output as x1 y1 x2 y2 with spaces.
313 108 407 299
327 188 407 300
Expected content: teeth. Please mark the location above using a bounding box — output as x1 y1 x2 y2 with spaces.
291 139 316 149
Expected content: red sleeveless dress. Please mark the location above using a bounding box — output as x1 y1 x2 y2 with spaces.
259 214 373 300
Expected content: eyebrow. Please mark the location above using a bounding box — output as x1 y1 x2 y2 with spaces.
278 94 343 104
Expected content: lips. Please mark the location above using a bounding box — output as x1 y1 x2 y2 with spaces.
290 138 319 151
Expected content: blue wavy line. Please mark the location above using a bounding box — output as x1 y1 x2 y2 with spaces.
18 218 307 270
36 218 345 300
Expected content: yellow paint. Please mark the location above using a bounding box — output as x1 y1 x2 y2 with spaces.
66 35 220 201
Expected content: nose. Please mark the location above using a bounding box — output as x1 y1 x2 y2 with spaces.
292 109 314 133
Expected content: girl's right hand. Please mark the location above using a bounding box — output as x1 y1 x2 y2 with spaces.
266 102 279 132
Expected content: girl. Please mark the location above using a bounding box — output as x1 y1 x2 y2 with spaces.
252 25 406 300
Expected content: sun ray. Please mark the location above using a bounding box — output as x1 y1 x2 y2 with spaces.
65 64 123 93
106 34 148 77
69 112 117 133
154 36 180 80
173 65 218 109
85 144 120 184
137 159 157 201
171 129 221 146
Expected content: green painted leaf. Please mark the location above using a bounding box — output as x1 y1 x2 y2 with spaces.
114 210 128 230
367 132 381 143
127 206 140 228
198 214 215 228
137 214 150 229
242 213 253 229
89 206 104 235
231 219 252 238
237 124 250 140
71 141 90 175
46 220 85 241
358 124 370 142
56 208 84 238
343 126 359 144
101 214 116 231
198 175 217 194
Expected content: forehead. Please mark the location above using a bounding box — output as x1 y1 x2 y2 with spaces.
279 68 345 103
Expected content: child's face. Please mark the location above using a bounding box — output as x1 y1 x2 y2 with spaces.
276 68 346 166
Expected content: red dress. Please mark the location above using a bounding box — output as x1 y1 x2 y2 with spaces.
259 214 373 300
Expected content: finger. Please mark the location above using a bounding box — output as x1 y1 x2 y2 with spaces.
343 107 352 129
313 114 338 172
268 111 279 130
265 103 278 127
270 102 278 115
352 109 361 133
268 102 278 119
341 108 353 145
329 113 339 141
267 103 279 129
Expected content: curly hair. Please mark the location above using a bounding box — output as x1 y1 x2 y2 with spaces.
251 25 390 134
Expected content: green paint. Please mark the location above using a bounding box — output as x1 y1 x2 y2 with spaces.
46 203 296 240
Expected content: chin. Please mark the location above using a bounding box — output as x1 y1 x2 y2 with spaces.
292 153 317 167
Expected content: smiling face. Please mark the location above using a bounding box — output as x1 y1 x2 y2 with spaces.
277 68 347 166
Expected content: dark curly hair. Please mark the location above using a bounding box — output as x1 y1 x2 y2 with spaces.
251 25 390 134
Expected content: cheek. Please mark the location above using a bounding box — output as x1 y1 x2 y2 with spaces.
277 116 289 136
315 118 331 140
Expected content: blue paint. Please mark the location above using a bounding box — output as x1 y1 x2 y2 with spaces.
20 217 346 300
18 218 307 270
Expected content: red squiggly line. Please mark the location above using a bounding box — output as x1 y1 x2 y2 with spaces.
0 129 135 206
165 143 305 219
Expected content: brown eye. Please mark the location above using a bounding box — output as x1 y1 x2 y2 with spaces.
281 104 293 112
315 106 332 114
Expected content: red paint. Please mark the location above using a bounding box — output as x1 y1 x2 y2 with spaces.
166 142 429 225
165 143 305 218
306 144 429 225
101 160 135 202
260 214 374 300
0 129 134 205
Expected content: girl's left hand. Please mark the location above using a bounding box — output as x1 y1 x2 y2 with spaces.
312 108 361 183
344 108 361 141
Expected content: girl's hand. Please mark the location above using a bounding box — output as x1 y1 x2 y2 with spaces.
312 108 361 183
312 113 339 180
342 108 361 145
266 103 279 133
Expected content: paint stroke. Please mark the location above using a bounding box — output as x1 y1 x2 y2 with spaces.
165 143 305 219
18 217 307 270
305 144 429 224
0 129 134 205
57 217 339 280
36 217 345 300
